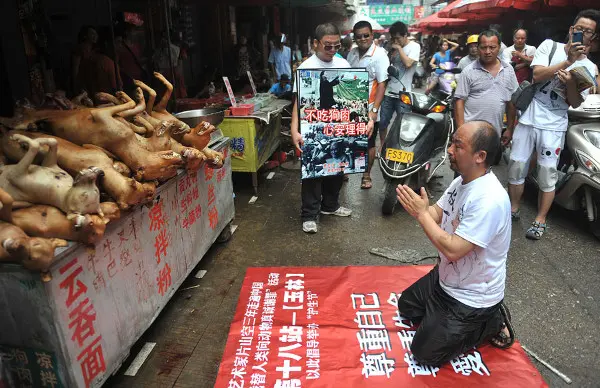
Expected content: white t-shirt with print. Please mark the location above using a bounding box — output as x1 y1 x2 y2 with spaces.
386 41 420 96
435 172 512 309
293 54 351 93
347 43 390 121
519 39 596 131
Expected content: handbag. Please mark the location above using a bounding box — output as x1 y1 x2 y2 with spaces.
511 41 557 111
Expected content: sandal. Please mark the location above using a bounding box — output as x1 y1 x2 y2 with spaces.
526 221 547 240
511 209 520 221
361 176 373 189
489 303 515 349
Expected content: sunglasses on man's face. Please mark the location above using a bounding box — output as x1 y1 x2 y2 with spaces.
320 41 341 52
355 33 371 40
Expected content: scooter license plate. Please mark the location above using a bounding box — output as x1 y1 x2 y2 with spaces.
385 148 414 164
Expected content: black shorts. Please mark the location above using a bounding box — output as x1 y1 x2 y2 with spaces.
368 121 379 149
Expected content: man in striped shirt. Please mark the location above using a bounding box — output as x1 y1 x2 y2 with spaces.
455 30 518 138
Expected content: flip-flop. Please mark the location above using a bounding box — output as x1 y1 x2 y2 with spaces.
361 176 372 189
526 221 547 240
489 303 515 349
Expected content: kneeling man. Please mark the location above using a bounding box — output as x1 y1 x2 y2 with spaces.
396 121 514 366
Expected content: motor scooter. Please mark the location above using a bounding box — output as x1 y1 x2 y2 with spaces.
430 62 458 101
379 67 460 215
526 94 600 239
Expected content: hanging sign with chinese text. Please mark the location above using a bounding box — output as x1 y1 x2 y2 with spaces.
368 4 416 26
297 68 369 179
215 266 547 388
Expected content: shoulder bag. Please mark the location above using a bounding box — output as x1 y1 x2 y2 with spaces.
511 41 557 111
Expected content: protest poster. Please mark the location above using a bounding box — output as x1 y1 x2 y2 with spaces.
215 265 547 388
297 68 369 179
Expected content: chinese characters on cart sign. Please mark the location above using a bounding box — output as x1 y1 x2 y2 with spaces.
59 258 106 387
148 199 172 296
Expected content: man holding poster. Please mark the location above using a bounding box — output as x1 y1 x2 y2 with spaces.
395 121 515 366
291 23 356 234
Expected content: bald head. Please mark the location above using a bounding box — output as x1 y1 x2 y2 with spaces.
464 121 501 167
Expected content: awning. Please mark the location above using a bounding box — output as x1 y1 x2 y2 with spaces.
445 0 540 17
544 0 598 6
411 12 467 29
437 0 499 20
341 12 385 34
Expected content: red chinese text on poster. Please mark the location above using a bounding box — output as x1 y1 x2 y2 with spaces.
215 266 547 388
59 258 106 387
147 199 172 296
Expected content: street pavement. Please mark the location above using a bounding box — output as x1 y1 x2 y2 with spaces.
106 156 600 388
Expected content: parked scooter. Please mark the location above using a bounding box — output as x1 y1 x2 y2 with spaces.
429 61 458 101
527 94 600 239
379 66 460 215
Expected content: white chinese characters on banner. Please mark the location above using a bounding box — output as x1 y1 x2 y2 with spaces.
351 293 396 379
386 292 490 379
230 272 321 388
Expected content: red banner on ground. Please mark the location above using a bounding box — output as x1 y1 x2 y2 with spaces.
215 266 547 388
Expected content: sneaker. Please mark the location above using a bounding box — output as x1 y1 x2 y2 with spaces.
302 221 318 233
320 206 352 217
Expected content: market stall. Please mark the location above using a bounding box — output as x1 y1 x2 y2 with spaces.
0 138 234 388
179 95 291 194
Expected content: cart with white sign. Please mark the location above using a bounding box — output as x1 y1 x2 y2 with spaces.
0 139 235 388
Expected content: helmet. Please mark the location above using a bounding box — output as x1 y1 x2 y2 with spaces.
467 34 479 45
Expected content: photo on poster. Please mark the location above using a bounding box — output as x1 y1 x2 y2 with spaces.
297 68 369 179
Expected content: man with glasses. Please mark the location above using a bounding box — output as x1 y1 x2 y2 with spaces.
291 23 352 234
506 9 599 240
380 22 421 148
347 21 390 189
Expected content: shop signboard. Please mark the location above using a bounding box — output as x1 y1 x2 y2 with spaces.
247 71 258 96
414 6 425 20
215 266 548 388
296 68 369 179
0 345 62 388
223 77 238 107
368 4 416 26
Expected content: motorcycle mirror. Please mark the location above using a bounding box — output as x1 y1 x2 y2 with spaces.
387 66 400 79
451 68 462 74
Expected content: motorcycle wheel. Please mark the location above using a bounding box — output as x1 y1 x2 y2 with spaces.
382 180 400 215
591 199 600 240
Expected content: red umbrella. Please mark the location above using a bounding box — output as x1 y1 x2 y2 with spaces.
448 0 540 17
412 12 468 29
438 0 500 18
544 0 598 6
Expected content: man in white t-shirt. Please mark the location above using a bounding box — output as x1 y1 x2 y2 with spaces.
380 22 421 144
291 23 352 234
501 28 536 84
506 9 599 240
396 121 514 366
347 21 390 190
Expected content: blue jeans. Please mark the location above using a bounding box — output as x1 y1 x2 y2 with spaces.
380 95 412 130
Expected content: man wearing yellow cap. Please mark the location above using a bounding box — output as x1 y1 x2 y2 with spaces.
457 35 479 70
